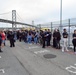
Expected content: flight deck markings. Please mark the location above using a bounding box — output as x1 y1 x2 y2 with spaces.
34 50 50 54
66 64 76 73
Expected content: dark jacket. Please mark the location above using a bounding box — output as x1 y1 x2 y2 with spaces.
56 32 61 41
9 32 14 40
0 34 2 45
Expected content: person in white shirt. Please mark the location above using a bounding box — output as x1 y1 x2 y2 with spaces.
62 29 68 52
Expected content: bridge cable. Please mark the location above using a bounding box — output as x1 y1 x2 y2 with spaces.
16 12 24 22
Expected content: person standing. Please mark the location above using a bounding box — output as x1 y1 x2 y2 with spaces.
72 30 76 54
27 32 32 43
34 31 39 44
39 30 43 45
9 31 15 47
1 31 6 46
56 29 61 49
19 30 22 42
0 31 3 52
53 30 57 48
62 29 68 52
41 31 46 48
47 29 52 46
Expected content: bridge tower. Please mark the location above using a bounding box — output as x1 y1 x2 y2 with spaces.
12 10 16 30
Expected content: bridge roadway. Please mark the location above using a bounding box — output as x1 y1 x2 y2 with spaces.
0 40 76 75
0 18 38 28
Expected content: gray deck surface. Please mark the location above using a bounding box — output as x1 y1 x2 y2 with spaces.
0 40 76 75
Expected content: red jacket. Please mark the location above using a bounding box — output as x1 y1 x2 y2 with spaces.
1 33 6 40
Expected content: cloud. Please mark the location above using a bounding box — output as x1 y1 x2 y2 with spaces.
0 0 76 26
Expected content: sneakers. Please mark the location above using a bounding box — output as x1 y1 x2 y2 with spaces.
0 56 1 58
62 49 69 52
0 50 3 53
62 50 64 52
74 52 76 54
66 49 69 51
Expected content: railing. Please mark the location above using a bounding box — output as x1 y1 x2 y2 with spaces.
37 18 76 48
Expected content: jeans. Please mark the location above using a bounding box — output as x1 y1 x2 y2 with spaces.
34 37 38 44
27 36 32 43
62 38 68 51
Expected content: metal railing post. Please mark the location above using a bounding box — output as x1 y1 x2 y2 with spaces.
51 22 53 33
68 19 70 48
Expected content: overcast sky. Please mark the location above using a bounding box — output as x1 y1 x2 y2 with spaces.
0 0 76 26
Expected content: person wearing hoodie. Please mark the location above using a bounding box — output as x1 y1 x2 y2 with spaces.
72 30 76 54
0 31 3 52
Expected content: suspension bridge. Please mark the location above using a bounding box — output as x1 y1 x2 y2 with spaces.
0 10 38 30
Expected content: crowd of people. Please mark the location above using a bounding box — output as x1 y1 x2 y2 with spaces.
0 28 76 54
